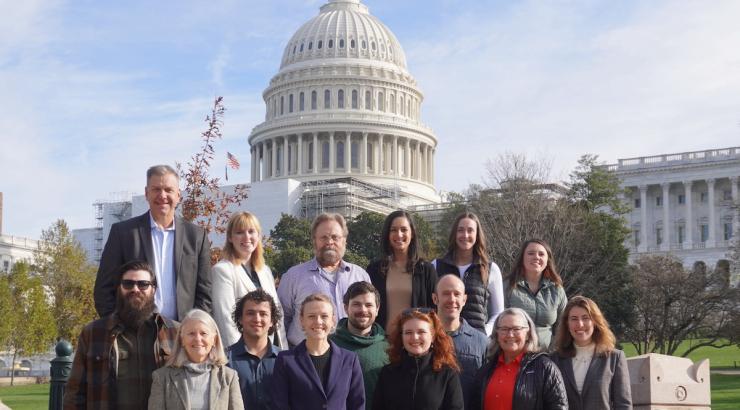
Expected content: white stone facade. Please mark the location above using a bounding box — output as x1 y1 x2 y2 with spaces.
0 234 37 273
608 147 740 271
247 0 439 203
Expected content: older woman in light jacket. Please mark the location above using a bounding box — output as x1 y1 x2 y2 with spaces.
149 309 243 410
212 211 287 348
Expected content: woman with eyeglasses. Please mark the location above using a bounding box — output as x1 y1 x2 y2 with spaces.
270 293 365 410
372 308 464 410
149 309 243 409
433 212 505 335
367 210 438 330
550 296 632 410
505 239 567 350
469 307 567 410
212 212 287 348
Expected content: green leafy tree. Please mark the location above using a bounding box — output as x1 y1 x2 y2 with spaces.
0 261 55 385
411 212 443 260
347 211 385 262
34 219 97 344
266 214 313 277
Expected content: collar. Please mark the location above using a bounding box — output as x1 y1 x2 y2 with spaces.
447 318 475 337
308 258 351 273
149 211 176 231
516 276 553 290
497 350 525 366
231 338 281 359
441 251 481 267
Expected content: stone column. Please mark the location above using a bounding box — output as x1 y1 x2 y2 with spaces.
732 176 739 240
639 185 648 252
297 134 303 176
405 138 411 178
416 143 422 180
271 138 277 178
261 142 268 181
313 133 319 174
378 135 384 175
282 136 289 176
392 135 398 177
345 132 352 173
426 145 432 183
661 182 671 251
329 132 335 173
361 132 368 174
684 180 693 248
707 178 716 247
431 148 436 184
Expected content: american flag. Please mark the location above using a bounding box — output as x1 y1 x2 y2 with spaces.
226 152 240 170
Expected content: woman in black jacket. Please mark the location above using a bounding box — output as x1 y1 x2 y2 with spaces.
367 210 437 330
373 308 463 410
469 307 567 410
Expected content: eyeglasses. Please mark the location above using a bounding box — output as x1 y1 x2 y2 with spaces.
317 234 344 243
120 280 154 290
496 326 528 335
401 307 435 317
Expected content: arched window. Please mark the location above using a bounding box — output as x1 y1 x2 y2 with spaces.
328 39 334 49
371 41 376 51
351 90 358 109
300 43 304 52
339 39 345 48
311 91 317 110
299 92 305 111
400 96 404 115
365 91 371 110
362 40 367 49
338 90 345 109
318 40 323 49
280 96 284 115
337 141 345 168
322 142 330 168
308 41 313 50
292 45 296 55
408 99 412 118
350 39 355 49
378 92 384 111
389 94 395 113
289 94 294 113
324 90 331 109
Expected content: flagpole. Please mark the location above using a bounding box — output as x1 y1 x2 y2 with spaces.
225 165 228 181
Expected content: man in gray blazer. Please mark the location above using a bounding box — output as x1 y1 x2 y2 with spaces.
93 165 212 320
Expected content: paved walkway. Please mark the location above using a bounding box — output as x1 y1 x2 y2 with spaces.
712 369 740 375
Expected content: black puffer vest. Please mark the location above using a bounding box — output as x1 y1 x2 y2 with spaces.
435 254 488 331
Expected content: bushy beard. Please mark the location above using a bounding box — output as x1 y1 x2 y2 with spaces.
115 290 156 329
317 247 342 267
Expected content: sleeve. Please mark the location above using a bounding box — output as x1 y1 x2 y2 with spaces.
346 354 366 410
147 370 166 410
550 286 567 350
211 263 241 347
371 367 388 410
423 261 438 308
277 273 294 341
611 350 633 410
542 358 568 410
442 371 465 410
485 261 505 336
94 223 122 317
194 227 213 313
227 368 245 410
269 354 291 410
63 333 88 410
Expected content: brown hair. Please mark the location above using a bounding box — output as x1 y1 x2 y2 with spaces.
508 238 562 288
447 212 489 286
221 212 265 272
554 296 616 357
386 309 460 373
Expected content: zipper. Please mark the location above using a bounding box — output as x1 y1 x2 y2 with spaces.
412 355 421 407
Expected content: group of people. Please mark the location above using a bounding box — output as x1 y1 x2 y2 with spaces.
63 164 632 409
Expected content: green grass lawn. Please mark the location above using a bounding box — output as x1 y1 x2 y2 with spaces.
622 339 740 370
711 374 740 410
0 383 49 410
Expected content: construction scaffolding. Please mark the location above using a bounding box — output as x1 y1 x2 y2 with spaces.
92 192 133 264
300 177 406 221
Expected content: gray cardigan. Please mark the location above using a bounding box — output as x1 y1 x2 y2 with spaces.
148 365 244 410
550 349 633 410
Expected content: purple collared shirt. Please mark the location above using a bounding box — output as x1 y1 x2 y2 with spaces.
277 258 370 347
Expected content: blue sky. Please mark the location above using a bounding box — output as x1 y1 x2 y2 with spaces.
2 0 740 239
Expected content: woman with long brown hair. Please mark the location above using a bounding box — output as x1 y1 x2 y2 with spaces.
372 308 463 410
551 296 632 410
505 239 566 350
367 210 438 330
434 212 504 335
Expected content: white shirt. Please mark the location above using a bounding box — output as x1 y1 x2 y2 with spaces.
573 343 595 393
149 213 177 320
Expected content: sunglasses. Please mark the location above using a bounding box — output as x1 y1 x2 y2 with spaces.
120 280 154 290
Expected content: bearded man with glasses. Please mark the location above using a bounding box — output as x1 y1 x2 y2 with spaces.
65 260 179 410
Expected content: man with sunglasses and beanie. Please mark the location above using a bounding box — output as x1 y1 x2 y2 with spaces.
65 260 179 410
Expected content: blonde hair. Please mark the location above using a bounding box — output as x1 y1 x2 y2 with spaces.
168 309 228 367
221 212 265 272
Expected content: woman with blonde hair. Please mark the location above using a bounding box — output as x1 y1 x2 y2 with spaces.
149 309 243 409
212 211 286 348
506 239 567 350
551 296 632 410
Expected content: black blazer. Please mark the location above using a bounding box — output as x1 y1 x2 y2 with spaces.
366 259 438 329
550 349 632 410
93 211 212 320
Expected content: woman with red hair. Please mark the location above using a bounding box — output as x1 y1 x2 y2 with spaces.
372 308 463 410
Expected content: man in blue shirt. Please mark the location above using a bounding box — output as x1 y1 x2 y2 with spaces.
227 289 283 410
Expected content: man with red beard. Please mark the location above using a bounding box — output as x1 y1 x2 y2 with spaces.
433 274 488 409
65 260 179 410
277 213 370 347
330 281 389 410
